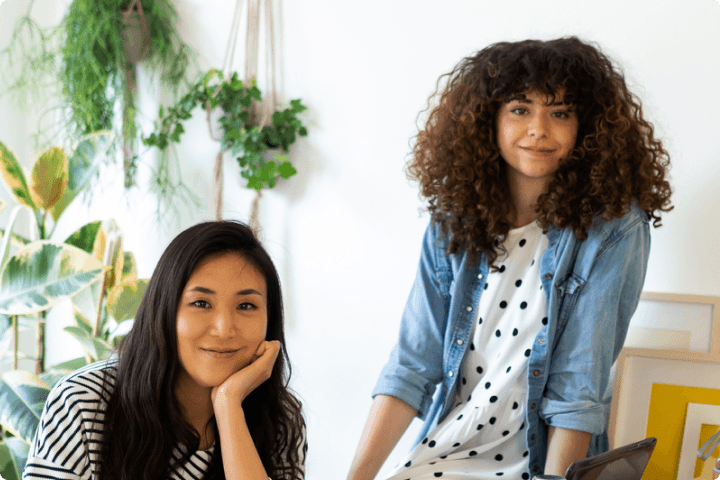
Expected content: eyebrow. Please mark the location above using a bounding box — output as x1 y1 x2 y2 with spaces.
507 95 571 107
186 286 264 296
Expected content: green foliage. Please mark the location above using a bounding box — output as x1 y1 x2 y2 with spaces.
143 70 309 191
0 133 149 475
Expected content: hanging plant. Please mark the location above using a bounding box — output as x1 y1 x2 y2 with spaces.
143 70 308 190
0 0 193 193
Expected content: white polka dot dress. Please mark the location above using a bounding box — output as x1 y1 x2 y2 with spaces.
386 222 548 480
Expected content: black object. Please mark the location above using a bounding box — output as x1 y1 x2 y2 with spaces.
564 437 657 480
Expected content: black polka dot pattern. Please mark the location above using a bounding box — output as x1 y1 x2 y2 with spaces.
489 417 496 425
542 317 548 325
512 402 519 409
498 265 506 273
485 382 491 389
428 440 436 447
506 366 512 373
477 366 483 374
405 461 411 467
520 301 527 309
524 349 531 357
519 239 527 247
495 454 503 461
512 328 518 336
489 395 498 403
478 318 483 325
499 301 507 309
477 424 483 430
457 414 463 420
495 329 501 337
469 451 477 456
434 473 442 478
502 430 509 436
515 279 522 287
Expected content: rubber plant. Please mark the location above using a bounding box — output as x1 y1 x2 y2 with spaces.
0 0 192 190
142 69 308 190
0 132 149 480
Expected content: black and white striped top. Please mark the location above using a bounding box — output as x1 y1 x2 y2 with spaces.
23 359 214 480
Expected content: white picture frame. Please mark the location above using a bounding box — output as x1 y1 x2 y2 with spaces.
677 403 720 480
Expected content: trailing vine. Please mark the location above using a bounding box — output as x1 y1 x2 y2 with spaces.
143 70 308 190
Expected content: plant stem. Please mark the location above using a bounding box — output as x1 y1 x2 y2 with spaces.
12 315 18 370
36 312 45 373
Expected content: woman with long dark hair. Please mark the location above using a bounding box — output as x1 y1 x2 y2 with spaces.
347 37 672 480
24 221 305 480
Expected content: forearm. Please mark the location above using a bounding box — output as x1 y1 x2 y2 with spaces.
544 426 592 476
346 395 418 480
216 404 269 480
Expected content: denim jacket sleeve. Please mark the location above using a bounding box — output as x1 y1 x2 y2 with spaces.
538 212 650 434
372 222 451 419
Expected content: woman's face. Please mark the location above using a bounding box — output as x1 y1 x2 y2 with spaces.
175 251 268 393
496 89 579 192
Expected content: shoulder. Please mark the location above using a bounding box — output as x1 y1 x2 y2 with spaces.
50 358 118 400
586 202 649 242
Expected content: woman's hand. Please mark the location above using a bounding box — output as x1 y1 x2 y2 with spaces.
211 340 281 410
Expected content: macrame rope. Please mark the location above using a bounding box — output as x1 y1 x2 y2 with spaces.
210 0 278 223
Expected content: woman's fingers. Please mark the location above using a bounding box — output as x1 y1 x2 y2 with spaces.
212 340 281 406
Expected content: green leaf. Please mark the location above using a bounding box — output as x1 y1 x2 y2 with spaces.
49 131 113 222
0 370 49 443
0 198 5 216
278 161 297 180
63 326 111 361
38 371 67 390
49 357 88 374
0 141 35 210
64 221 102 254
0 436 29 480
29 147 68 210
106 278 148 324
0 314 12 361
70 279 102 331
121 252 137 282
0 241 106 316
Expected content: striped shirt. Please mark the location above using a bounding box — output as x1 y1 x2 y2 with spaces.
23 360 214 480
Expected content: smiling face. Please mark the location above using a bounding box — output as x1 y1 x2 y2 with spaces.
496 89 579 193
175 251 268 395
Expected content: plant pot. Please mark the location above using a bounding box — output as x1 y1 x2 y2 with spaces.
121 0 151 65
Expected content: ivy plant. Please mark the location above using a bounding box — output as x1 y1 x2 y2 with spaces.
143 70 308 190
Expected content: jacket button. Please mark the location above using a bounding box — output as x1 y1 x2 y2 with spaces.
466 306 473 312
538 338 543 344
534 370 540 376
530 435 535 440
448 370 454 377
530 403 536 409
545 273 552 279
533 466 538 472
457 339 464 345
478 274 484 279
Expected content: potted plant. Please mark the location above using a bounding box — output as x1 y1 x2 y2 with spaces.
142 69 308 191
0 0 193 192
0 133 149 480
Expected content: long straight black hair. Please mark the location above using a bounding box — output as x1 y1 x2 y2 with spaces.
98 221 305 480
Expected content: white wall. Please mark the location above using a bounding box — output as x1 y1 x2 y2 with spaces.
1 0 719 478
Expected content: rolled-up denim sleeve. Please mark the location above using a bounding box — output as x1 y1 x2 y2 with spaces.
372 222 450 420
540 219 650 434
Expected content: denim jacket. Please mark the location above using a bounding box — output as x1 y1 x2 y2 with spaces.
372 205 650 475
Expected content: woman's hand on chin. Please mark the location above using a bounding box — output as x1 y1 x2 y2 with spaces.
211 340 281 410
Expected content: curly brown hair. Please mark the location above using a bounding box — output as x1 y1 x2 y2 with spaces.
408 37 672 267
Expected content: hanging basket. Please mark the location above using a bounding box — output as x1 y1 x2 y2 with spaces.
121 0 151 64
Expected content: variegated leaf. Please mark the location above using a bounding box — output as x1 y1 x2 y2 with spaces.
29 147 68 210
0 370 49 443
49 131 113 222
63 326 112 361
64 221 102 254
48 356 87 374
106 278 148 324
0 436 29 480
0 198 5 216
0 141 34 210
121 251 137 282
0 241 105 316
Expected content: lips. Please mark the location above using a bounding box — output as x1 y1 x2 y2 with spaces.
201 348 241 358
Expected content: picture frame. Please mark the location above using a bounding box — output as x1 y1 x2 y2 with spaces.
623 292 720 361
676 403 720 480
609 353 720 479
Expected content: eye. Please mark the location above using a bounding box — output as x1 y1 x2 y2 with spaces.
552 111 570 119
238 302 257 311
510 107 528 115
191 300 211 309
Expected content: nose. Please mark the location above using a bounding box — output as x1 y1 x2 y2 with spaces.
527 113 548 138
210 309 237 338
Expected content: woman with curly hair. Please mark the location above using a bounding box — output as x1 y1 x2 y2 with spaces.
347 37 672 480
24 221 306 480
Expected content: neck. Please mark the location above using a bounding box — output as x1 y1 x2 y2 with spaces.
507 174 549 228
175 376 215 450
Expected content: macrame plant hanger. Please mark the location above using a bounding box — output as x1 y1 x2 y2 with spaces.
210 0 277 231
